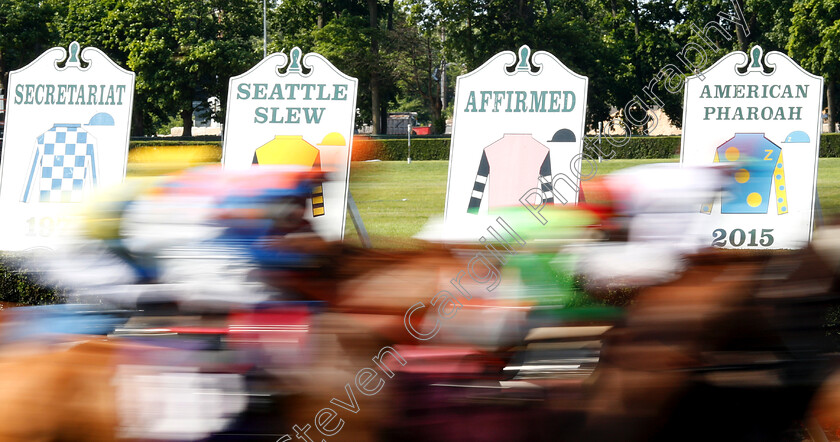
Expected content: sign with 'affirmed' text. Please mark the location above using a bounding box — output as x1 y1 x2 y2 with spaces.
0 42 135 251
681 46 823 249
222 47 357 241
443 45 588 235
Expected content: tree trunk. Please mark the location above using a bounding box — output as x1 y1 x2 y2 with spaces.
0 53 7 104
440 50 446 134
317 1 326 28
631 0 639 39
131 103 145 136
370 74 382 135
368 0 382 134
181 107 193 137
430 99 443 134
631 0 642 92
828 80 836 133
387 0 395 31
735 15 749 53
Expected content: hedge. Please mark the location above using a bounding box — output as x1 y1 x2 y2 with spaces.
128 144 222 164
349 135 681 160
821 133 840 157
1 131 839 164
351 133 840 160
351 137 451 161
116 133 840 161
587 136 679 159
124 135 682 162
590 133 840 159
0 255 62 306
130 136 223 145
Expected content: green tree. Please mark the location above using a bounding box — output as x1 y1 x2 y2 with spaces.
120 0 262 135
744 0 795 53
549 0 639 128
626 0 691 130
788 0 840 132
0 0 58 95
436 0 632 128
52 0 262 135
389 0 446 133
267 0 320 53
614 0 771 131
50 0 126 62
269 0 398 133
49 0 137 129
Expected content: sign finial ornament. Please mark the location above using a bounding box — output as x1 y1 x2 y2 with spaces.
749 45 764 71
516 45 531 72
288 47 303 73
67 41 81 66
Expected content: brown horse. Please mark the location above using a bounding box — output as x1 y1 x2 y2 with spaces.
578 244 839 441
0 338 120 441
7 237 840 441
268 241 513 441
0 242 493 441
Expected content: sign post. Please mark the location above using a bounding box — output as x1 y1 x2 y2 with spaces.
222 47 358 241
680 46 823 249
443 45 588 232
0 42 135 251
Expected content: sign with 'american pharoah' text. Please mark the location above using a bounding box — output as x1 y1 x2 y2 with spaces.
681 46 823 249
222 47 357 241
0 42 135 251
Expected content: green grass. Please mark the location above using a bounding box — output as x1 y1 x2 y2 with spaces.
344 161 448 246
818 158 840 218
345 158 840 245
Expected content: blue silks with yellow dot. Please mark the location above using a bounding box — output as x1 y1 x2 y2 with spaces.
701 133 788 215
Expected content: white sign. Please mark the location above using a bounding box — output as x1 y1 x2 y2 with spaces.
681 46 823 249
444 45 588 232
222 47 357 241
0 42 135 251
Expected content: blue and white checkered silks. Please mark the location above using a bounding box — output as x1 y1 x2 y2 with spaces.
21 123 99 203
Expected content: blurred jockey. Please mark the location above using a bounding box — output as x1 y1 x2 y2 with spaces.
572 163 730 290
41 165 332 308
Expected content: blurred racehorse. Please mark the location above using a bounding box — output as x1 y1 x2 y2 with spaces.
0 243 489 441
6 235 840 441
579 242 840 441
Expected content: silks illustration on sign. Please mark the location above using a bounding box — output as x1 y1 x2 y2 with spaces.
467 133 556 214
21 123 101 203
701 133 788 215
251 133 346 217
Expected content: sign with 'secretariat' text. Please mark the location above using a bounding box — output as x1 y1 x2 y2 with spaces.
0 42 135 251
443 45 588 235
681 46 823 249
222 47 357 241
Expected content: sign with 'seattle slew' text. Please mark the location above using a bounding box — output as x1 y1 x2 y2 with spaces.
681 46 823 249
444 45 589 234
0 42 135 251
222 47 357 241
